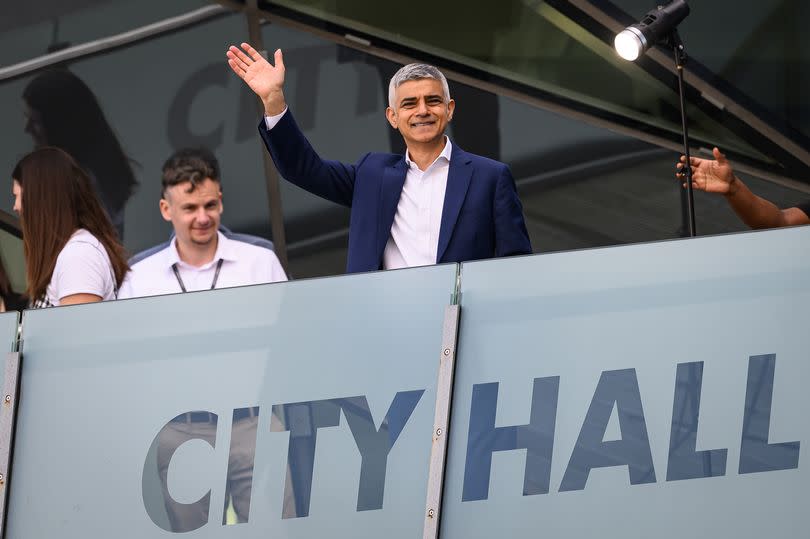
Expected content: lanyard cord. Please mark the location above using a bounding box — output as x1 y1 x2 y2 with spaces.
171 258 224 293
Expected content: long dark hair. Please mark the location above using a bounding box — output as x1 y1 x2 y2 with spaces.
12 147 129 301
23 69 138 215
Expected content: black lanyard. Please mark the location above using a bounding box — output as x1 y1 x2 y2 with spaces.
171 258 224 293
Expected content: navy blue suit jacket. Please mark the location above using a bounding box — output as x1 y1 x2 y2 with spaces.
259 110 532 273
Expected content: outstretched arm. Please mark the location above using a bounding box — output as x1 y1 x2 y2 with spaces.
226 43 287 115
228 42 357 206
677 147 810 229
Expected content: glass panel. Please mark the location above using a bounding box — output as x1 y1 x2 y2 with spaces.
0 311 20 403
7 264 457 537
0 0 212 67
522 150 810 253
613 0 810 142
260 0 787 169
0 12 274 256
442 227 810 538
257 18 810 273
0 224 25 296
0 311 19 354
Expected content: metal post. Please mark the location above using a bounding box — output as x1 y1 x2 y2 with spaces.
672 31 697 237
0 350 22 538
423 304 461 539
245 1 290 271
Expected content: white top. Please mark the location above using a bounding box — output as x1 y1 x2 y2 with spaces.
382 138 451 269
118 232 287 299
45 228 117 306
265 109 451 270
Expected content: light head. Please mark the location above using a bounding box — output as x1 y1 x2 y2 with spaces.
614 0 690 61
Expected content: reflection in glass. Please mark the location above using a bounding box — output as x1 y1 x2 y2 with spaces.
270 391 425 518
22 70 138 238
739 354 800 474
263 0 772 164
222 407 261 525
667 361 728 481
146 411 219 533
142 408 261 532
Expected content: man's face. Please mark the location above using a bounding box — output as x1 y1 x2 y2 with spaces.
160 178 222 249
386 78 454 148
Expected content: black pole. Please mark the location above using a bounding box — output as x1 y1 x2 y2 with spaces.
671 31 697 237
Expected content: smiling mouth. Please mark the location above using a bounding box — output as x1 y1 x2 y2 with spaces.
411 121 436 127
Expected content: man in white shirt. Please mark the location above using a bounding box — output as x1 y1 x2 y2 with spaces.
118 148 284 530
118 148 287 299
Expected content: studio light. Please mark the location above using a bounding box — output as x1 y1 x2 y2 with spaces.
614 0 690 61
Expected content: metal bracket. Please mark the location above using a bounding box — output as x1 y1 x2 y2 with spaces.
423 304 461 539
0 351 22 538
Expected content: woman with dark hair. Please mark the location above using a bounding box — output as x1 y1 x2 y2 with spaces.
11 147 129 308
23 69 138 237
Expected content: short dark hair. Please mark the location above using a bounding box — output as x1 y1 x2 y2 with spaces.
161 148 220 197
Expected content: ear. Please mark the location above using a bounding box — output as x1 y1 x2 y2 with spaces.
159 198 172 222
447 99 455 121
385 107 398 129
217 189 224 214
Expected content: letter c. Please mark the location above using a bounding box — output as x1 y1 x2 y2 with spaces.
142 411 218 533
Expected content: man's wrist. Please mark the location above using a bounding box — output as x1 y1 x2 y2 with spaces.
262 90 286 116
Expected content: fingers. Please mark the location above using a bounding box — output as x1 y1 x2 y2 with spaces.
677 155 704 169
683 181 706 191
226 51 249 73
675 161 684 179
227 43 283 71
227 58 246 78
228 45 253 66
712 147 728 165
679 172 705 190
241 42 263 62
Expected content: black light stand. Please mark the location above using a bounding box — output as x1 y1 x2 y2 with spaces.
669 31 697 237
614 0 696 237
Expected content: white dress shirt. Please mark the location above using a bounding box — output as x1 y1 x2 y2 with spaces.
118 231 287 299
382 138 452 269
266 109 452 270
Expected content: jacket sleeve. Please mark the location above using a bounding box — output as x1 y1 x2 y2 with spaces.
257 110 362 207
493 164 533 257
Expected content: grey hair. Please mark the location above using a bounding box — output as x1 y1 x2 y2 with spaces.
387 63 451 108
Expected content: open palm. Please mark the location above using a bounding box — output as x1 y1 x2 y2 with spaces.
227 43 285 106
679 147 735 194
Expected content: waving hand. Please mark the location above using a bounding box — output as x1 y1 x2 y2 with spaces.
226 43 287 115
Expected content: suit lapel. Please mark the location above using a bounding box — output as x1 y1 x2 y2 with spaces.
377 159 408 261
437 147 472 262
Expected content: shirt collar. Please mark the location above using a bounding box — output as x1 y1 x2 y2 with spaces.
166 231 238 270
405 137 453 172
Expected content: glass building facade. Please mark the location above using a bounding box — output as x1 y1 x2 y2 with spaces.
0 0 807 280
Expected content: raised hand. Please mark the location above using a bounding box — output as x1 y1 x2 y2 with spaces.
677 147 738 195
226 43 286 115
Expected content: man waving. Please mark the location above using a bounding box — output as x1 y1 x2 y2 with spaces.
227 43 532 272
